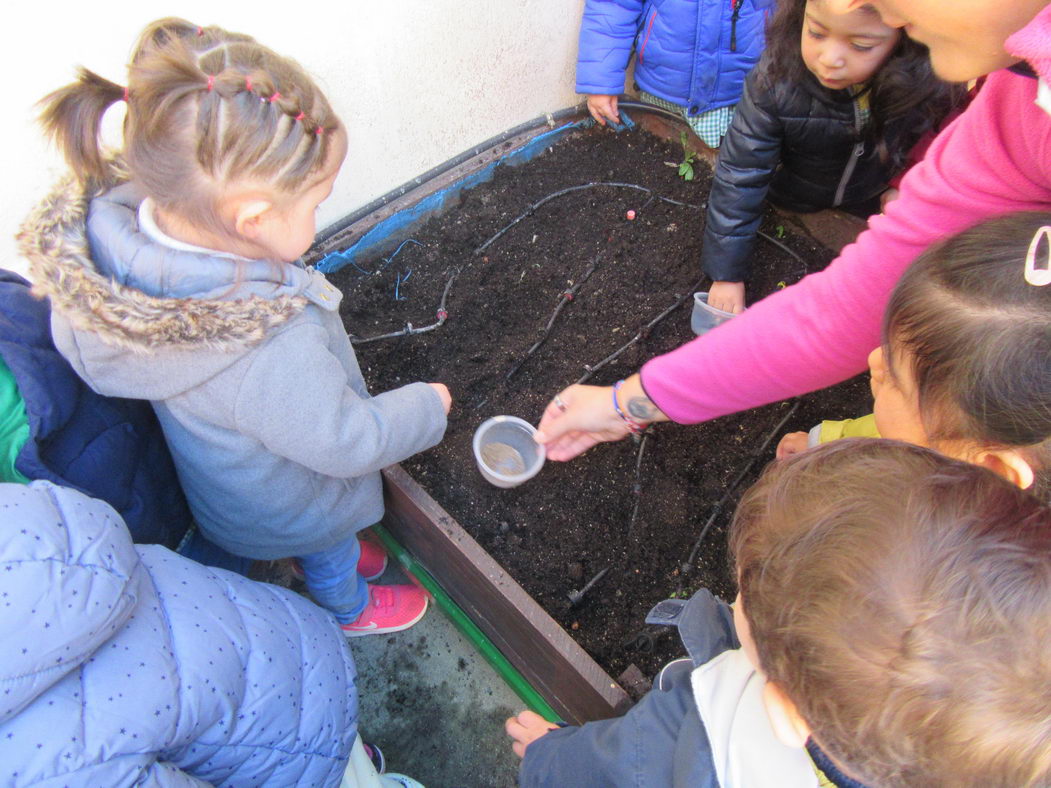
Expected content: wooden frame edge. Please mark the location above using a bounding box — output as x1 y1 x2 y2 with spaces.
381 464 630 724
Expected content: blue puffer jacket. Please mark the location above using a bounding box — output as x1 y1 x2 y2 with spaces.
0 481 357 786
0 270 192 548
576 0 773 115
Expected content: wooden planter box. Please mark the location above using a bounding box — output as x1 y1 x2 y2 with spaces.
321 106 864 725
382 465 630 724
316 109 636 725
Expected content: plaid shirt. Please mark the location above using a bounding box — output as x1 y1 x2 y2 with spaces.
639 91 736 147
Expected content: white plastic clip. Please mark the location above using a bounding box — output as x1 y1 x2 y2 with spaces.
1025 225 1051 286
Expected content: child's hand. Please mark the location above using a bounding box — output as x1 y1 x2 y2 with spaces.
586 94 620 126
776 431 810 459
505 710 560 759
880 187 901 212
708 281 746 314
428 383 452 414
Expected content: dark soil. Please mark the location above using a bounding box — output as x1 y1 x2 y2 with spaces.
323 126 870 682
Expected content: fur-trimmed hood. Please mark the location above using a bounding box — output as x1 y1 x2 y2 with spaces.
16 166 344 400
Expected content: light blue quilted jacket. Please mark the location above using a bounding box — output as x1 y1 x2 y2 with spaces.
0 481 357 786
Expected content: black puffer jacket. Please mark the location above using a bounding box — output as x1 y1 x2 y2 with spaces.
702 66 902 283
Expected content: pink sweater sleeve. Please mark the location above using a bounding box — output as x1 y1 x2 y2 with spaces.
641 68 1051 424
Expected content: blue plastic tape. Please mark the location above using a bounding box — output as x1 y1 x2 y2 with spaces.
316 119 591 274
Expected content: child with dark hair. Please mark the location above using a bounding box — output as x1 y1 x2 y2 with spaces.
507 439 1051 787
778 211 1051 499
702 0 965 314
19 18 451 637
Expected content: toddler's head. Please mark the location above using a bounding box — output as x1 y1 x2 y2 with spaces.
731 439 1051 787
871 211 1051 497
762 0 958 171
799 1 900 90
38 18 344 262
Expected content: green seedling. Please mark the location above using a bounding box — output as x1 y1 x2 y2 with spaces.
676 131 697 181
665 131 698 181
775 224 786 239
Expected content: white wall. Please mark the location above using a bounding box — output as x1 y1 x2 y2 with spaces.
5 0 587 277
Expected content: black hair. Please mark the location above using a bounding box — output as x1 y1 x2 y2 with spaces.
760 0 967 171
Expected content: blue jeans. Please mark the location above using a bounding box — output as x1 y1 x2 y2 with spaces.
299 536 368 624
177 525 253 577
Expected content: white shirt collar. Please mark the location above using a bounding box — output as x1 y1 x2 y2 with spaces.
137 198 249 261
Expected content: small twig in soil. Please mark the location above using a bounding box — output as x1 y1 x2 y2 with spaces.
567 566 610 608
349 268 459 345
475 182 702 256
757 229 808 281
678 401 801 578
627 431 651 537
504 257 600 381
576 275 706 384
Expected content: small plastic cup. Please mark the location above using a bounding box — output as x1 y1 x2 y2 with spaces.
473 416 546 488
691 292 737 336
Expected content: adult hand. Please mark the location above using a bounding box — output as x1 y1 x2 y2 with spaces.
535 375 667 461
586 94 620 126
776 431 810 459
428 382 452 414
505 710 560 759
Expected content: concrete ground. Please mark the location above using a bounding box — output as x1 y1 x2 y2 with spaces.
349 587 524 788
257 558 525 788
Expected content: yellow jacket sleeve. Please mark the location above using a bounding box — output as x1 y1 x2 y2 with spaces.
816 413 881 443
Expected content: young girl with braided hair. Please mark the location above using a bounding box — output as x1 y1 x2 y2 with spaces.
19 18 451 638
778 211 1051 500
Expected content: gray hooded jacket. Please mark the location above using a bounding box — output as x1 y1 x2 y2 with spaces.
18 168 447 559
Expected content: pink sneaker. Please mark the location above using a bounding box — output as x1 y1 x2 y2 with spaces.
291 536 388 583
341 584 428 637
355 536 388 582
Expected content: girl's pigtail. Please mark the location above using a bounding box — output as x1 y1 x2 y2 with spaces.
37 67 125 184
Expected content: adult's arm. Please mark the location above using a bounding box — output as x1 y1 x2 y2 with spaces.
701 70 784 282
642 68 1051 424
576 0 643 95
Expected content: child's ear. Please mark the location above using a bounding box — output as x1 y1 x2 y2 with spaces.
972 448 1036 491
762 681 811 749
233 198 275 241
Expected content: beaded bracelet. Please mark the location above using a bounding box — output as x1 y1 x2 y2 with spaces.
612 379 646 435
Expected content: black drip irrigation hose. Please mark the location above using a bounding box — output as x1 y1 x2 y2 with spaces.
475 182 702 256
349 268 459 345
351 180 697 348
314 105 588 249
615 99 695 126
314 97 695 252
576 276 706 385
757 229 809 280
567 566 610 608
680 401 801 576
504 257 600 382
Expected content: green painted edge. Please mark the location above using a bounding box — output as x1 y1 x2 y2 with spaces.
373 523 561 722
